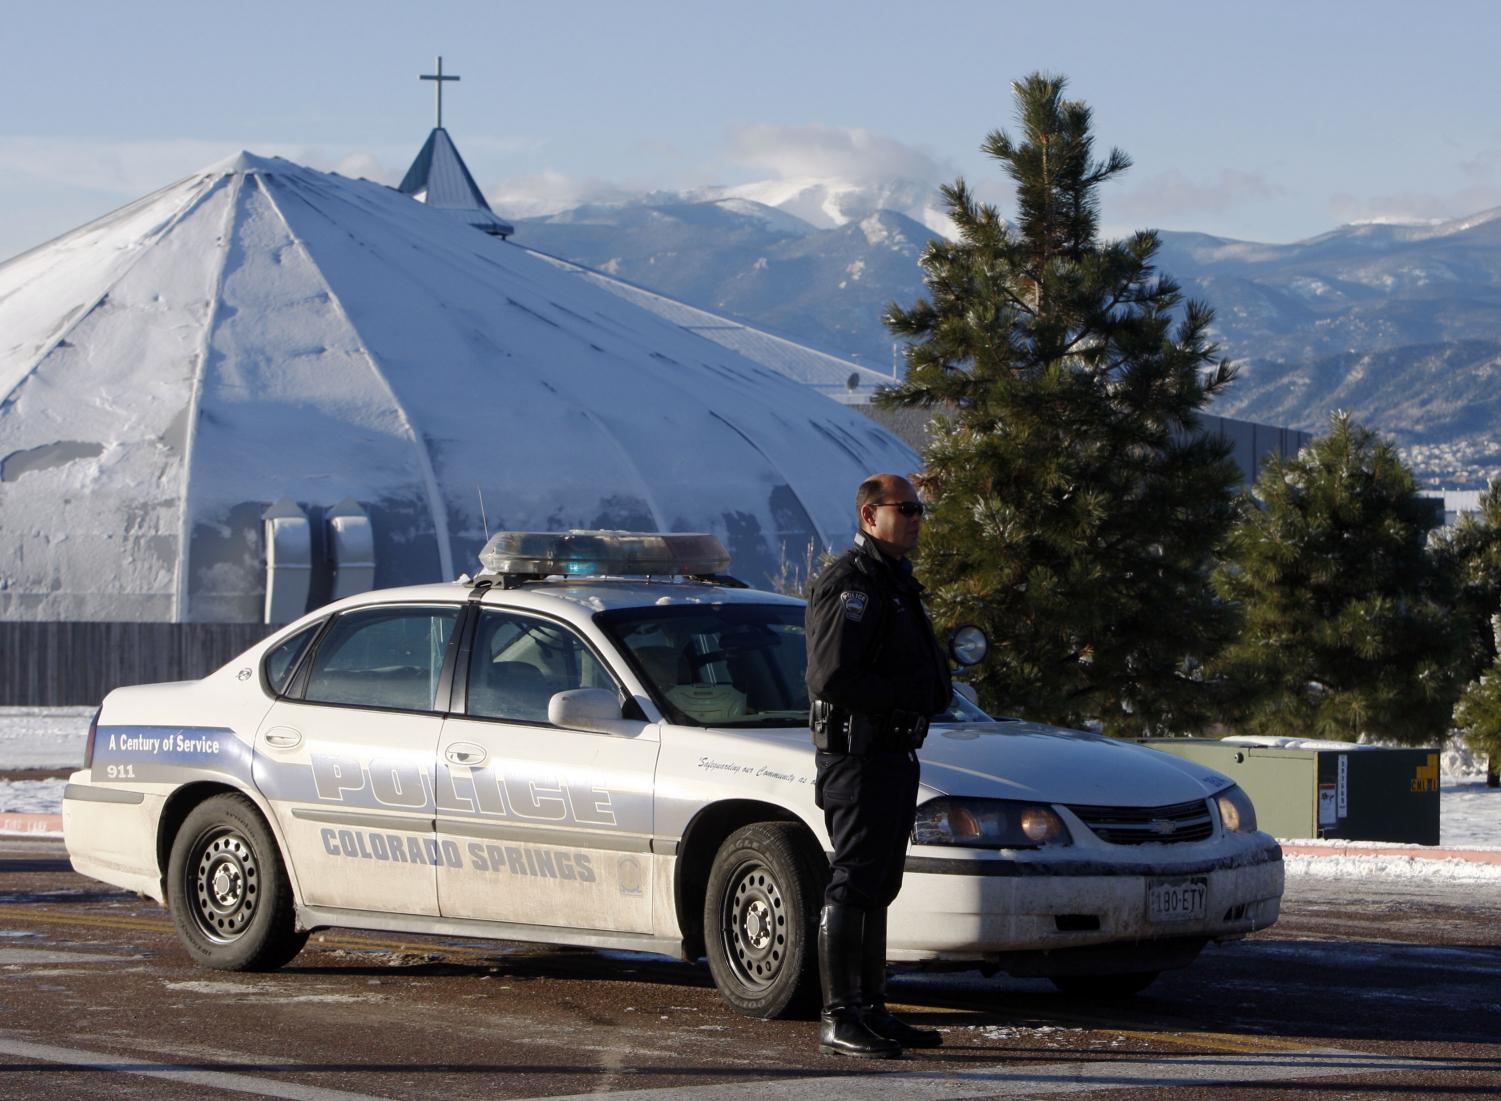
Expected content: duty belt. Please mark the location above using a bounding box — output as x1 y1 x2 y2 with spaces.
811 700 929 753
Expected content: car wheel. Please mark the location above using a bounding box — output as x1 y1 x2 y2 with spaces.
703 821 824 1019
167 793 307 971
1048 970 1160 998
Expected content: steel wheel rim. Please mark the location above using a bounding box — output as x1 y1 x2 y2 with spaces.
186 826 259 944
719 856 788 993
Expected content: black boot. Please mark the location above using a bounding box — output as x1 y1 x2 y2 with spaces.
818 904 901 1058
859 907 942 1049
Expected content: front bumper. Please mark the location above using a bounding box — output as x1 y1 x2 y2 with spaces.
886 835 1283 962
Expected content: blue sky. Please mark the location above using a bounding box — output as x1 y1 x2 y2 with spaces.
4 0 1500 259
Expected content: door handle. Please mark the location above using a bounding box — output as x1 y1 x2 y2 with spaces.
262 727 303 749
445 743 488 766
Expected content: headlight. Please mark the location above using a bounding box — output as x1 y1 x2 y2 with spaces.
1214 785 1258 833
912 797 1072 848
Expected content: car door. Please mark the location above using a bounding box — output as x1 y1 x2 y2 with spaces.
254 603 461 916
436 607 659 934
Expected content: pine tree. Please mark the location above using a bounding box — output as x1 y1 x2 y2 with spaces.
1432 481 1501 679
1435 481 1501 780
1212 412 1463 745
1454 618 1501 785
879 73 1240 736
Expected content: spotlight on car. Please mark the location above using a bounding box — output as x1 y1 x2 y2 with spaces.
949 625 988 666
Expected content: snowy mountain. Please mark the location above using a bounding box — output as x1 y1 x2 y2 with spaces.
515 193 1501 487
518 198 933 374
1153 208 1501 484
684 176 956 239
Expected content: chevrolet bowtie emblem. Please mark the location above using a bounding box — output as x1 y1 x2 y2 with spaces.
1148 818 1177 836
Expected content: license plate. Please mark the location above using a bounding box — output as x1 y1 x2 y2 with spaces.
1147 877 1207 923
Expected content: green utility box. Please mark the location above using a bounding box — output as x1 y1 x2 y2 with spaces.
1137 739 1441 845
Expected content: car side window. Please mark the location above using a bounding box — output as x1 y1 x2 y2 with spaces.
263 621 322 696
303 606 459 712
466 610 616 724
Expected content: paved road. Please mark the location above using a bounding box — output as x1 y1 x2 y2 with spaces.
1 837 1497 1100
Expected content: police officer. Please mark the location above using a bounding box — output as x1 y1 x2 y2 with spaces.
805 473 952 1058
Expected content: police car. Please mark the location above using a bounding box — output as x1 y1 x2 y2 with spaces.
64 531 1282 1018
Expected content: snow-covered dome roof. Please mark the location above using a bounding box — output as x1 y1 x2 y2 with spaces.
0 152 918 622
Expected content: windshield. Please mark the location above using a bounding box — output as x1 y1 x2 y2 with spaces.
935 688 993 724
597 603 811 727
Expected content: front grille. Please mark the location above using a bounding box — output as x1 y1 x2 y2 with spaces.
1067 798 1214 844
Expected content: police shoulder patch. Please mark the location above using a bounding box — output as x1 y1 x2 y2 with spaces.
840 590 868 622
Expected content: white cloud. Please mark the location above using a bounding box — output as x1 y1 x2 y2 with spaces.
0 127 961 233
706 124 962 237
485 169 641 219
1109 168 1284 224
1330 179 1501 227
726 123 950 187
1458 142 1501 183
307 149 402 187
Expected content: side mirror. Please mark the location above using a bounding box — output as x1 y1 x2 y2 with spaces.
949 625 988 666
548 688 635 736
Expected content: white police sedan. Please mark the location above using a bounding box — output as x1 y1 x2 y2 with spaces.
64 531 1282 1018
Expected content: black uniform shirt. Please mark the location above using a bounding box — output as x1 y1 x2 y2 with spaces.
805 533 952 719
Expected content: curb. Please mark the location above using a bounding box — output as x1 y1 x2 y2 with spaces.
0 813 62 836
1279 841 1501 865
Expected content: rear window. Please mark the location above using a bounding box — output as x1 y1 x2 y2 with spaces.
263 622 321 695
302 606 460 712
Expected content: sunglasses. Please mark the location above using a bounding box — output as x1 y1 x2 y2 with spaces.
872 501 925 517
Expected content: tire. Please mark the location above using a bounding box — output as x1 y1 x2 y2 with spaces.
1048 970 1160 998
167 793 307 971
703 821 825 1019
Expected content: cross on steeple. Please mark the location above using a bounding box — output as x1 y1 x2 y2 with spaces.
420 56 460 129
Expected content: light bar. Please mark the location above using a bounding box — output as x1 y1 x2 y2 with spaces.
477 530 731 579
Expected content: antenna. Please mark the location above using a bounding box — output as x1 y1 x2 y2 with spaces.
476 484 491 540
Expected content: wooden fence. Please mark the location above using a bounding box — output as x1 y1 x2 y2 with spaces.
0 622 279 706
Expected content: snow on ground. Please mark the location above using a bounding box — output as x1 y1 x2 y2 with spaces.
1 708 1496 879
0 706 93 769
1 779 66 815
1282 843 1499 881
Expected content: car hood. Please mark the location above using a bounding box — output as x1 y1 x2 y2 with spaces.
918 720 1236 807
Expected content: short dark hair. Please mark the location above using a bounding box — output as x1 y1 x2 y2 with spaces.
855 476 886 522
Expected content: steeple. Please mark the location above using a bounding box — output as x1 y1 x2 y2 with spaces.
398 56 514 238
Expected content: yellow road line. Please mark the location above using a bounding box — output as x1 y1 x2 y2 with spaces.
887 1001 976 1016
1109 1027 1320 1054
0 904 170 934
